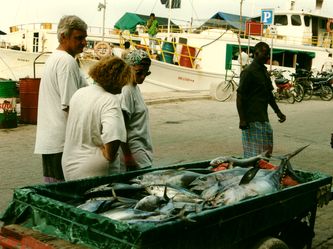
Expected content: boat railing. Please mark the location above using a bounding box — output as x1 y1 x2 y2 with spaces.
6 21 332 50
9 23 57 33
185 24 333 48
133 26 333 49
10 23 116 36
33 52 52 78
124 33 202 69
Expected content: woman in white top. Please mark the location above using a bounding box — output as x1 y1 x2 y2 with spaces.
62 56 134 180
120 49 153 171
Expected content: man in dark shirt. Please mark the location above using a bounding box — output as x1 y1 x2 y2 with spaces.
236 42 286 158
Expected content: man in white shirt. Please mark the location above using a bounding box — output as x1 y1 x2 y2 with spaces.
34 15 88 183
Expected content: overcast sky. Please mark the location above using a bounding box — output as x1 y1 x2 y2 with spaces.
0 0 331 32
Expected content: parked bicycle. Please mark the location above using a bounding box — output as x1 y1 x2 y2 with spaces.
215 70 239 102
290 69 313 101
289 72 304 102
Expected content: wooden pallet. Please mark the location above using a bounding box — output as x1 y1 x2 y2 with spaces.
0 224 90 249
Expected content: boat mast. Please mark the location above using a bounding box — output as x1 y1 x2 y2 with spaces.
238 0 244 70
167 0 172 36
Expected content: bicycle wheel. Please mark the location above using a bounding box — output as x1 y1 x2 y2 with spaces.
285 89 295 104
215 80 234 102
320 85 333 101
302 81 313 100
293 84 304 102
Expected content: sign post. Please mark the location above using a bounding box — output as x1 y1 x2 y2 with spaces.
261 9 274 26
261 9 275 70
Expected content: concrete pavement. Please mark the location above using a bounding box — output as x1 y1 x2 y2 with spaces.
143 89 212 104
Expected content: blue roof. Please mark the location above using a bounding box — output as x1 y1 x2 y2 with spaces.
203 12 252 30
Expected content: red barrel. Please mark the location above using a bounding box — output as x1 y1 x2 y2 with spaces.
19 78 40 124
179 45 196 68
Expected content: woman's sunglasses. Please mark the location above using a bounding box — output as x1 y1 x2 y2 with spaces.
135 70 151 77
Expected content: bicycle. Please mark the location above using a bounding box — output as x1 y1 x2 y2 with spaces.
290 69 313 101
289 72 304 102
215 70 239 102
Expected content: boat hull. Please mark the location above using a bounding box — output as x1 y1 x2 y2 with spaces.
145 59 223 91
0 48 49 80
80 57 224 92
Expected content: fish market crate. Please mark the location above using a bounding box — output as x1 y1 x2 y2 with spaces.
0 160 332 249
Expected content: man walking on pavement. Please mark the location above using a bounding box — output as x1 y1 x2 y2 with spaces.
236 41 286 158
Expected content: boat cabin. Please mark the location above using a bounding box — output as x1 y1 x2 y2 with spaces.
250 11 333 48
226 44 315 71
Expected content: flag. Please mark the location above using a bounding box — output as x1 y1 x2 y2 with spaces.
160 0 181 9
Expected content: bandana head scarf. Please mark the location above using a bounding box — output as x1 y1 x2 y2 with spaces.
125 49 151 66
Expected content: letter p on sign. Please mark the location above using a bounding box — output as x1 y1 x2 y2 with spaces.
261 9 274 25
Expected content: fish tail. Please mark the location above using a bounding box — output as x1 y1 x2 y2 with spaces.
163 185 170 201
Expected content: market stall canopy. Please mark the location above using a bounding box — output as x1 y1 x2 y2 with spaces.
199 12 252 31
114 12 179 33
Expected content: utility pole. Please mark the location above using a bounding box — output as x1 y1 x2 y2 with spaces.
98 0 106 41
167 0 173 37
238 0 244 71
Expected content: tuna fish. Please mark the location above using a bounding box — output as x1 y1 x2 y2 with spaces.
84 182 144 199
131 169 203 188
146 184 203 203
134 195 166 212
100 207 158 221
209 152 269 167
77 196 139 213
190 167 270 192
213 145 310 206
215 169 281 205
77 197 116 213
240 144 310 185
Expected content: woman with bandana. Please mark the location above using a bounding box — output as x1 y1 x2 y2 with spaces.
120 49 153 171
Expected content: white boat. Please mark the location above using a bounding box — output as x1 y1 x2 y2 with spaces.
0 0 333 94
0 23 126 80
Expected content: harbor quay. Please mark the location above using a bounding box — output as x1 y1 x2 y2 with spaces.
0 92 332 248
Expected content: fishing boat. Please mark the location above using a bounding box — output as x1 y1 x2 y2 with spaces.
0 0 332 93
143 0 333 91
0 23 126 80
79 0 333 92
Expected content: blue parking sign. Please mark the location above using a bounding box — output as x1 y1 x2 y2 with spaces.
261 9 274 25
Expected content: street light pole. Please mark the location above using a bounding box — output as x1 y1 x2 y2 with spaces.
238 0 244 71
98 0 106 41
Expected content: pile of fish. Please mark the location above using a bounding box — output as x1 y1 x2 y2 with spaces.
76 145 309 224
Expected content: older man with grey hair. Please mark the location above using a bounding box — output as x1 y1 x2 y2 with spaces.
35 15 88 183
